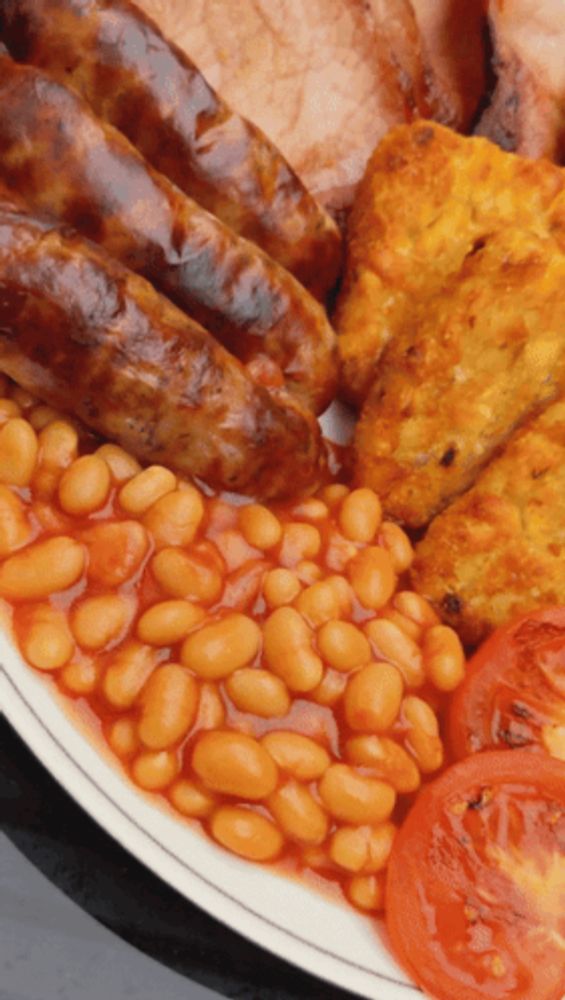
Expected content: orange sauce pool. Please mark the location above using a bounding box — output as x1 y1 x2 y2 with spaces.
0 378 466 917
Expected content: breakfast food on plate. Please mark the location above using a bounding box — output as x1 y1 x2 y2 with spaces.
0 0 342 297
476 0 565 161
411 400 565 642
0 195 322 499
0 373 466 916
336 120 565 406
386 750 565 1000
5 1 565 995
447 606 565 760
0 51 337 415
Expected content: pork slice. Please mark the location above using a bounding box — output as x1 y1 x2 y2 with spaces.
476 0 565 160
411 0 488 130
135 0 429 211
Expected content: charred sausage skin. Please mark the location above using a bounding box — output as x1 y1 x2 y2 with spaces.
0 53 337 414
0 0 342 299
0 197 324 499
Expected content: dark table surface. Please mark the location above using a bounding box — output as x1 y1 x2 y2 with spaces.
1 718 358 1000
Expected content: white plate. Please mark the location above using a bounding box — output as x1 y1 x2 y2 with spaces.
1 628 421 1000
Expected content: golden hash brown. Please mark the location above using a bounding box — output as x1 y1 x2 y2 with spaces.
335 121 565 405
354 225 565 528
411 399 565 646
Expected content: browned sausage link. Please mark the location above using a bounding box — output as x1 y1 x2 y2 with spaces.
0 0 342 298
0 54 337 415
0 202 324 499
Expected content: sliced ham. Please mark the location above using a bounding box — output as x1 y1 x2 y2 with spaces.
412 0 488 130
476 0 565 160
136 0 430 210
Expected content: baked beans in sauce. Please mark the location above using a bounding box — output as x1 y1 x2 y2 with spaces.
0 377 465 914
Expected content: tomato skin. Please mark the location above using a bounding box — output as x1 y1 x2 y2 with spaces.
448 606 565 761
385 751 565 1000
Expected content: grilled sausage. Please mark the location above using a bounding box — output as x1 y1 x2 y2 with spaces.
0 0 342 299
0 53 337 415
0 195 324 499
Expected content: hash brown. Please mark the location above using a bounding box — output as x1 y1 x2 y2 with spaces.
411 399 565 645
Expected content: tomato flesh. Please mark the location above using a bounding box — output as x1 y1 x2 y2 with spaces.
448 607 565 761
386 751 565 1000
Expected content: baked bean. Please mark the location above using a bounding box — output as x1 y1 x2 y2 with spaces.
152 547 223 604
107 717 140 758
181 613 261 679
11 386 37 409
263 607 323 692
380 609 422 642
192 731 278 799
345 735 421 793
347 874 384 911
71 594 134 650
142 487 204 548
118 466 177 515
210 805 284 861
290 498 329 522
197 682 226 730
318 483 349 507
378 521 414 573
169 779 216 818
317 620 371 672
329 822 396 873
95 443 142 483
239 504 282 549
58 455 111 515
0 418 38 487
83 521 148 587
132 750 179 790
0 485 32 557
295 560 323 584
226 669 290 718
261 732 330 780
268 781 328 845
60 658 100 695
262 568 301 608
324 529 358 572
0 536 85 600
278 523 321 566
318 764 396 824
348 547 396 610
34 421 78 496
0 398 21 423
138 664 199 749
339 488 382 543
402 695 444 773
423 624 465 691
28 405 64 431
393 590 440 627
102 641 156 708
136 600 205 646
344 662 404 732
310 669 348 706
295 576 351 627
20 604 74 670
365 618 425 688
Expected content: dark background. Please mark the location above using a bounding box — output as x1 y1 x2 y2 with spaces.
2 719 358 1000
